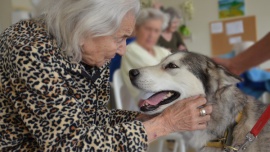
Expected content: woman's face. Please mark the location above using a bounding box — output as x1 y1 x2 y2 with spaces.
81 12 135 67
168 17 180 32
136 19 163 51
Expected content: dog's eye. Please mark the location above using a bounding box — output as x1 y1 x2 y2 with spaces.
165 63 179 69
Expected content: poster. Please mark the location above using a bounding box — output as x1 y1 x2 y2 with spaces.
219 0 245 19
211 22 223 34
229 36 242 44
225 20 244 35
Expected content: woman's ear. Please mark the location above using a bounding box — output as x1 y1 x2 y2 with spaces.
135 25 140 32
130 27 137 37
80 38 84 46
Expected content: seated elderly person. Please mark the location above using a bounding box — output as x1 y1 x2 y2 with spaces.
158 7 186 52
0 1 212 151
121 8 171 106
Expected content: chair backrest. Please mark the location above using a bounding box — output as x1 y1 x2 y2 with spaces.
112 69 136 110
112 69 124 109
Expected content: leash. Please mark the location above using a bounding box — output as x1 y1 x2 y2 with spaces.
250 105 270 137
224 105 270 152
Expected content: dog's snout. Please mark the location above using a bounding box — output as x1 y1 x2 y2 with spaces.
129 69 140 80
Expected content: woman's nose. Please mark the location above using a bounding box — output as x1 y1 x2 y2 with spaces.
116 43 127 56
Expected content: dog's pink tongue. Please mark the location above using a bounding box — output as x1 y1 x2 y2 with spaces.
139 92 167 107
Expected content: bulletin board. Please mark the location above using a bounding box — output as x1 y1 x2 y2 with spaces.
210 16 257 56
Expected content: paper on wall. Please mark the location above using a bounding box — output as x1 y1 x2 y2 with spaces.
229 36 242 44
226 20 244 35
211 22 223 34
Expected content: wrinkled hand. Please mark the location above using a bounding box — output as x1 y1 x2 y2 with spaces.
161 96 212 133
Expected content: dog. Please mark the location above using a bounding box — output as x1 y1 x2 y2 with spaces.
129 52 270 152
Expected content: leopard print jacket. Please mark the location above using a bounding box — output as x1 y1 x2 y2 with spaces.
0 19 148 151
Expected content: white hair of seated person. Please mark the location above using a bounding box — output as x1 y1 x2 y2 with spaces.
233 41 255 55
136 8 169 31
162 7 182 31
36 0 140 62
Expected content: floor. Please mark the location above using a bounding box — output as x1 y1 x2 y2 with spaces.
148 139 196 152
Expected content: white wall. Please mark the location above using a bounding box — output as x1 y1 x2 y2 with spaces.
159 0 270 68
12 0 33 11
0 0 12 33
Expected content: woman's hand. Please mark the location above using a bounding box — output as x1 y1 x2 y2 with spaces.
161 96 212 133
178 45 187 51
142 96 212 142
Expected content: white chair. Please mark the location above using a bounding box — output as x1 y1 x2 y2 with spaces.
112 69 186 152
112 69 124 109
112 69 137 110
154 133 186 152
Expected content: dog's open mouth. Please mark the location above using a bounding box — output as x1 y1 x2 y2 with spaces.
139 91 180 112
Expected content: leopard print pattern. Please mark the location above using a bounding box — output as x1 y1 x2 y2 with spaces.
0 19 148 151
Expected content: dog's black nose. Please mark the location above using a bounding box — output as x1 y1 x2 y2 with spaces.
129 69 140 80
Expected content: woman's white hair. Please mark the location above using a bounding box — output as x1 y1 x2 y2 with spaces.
39 0 140 62
136 8 169 31
162 7 181 30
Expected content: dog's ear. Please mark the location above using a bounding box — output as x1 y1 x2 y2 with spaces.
206 60 242 86
217 64 242 86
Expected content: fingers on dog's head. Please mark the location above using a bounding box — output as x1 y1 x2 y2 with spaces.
197 116 210 129
191 96 207 107
197 123 207 130
201 115 211 122
204 105 213 114
182 95 205 103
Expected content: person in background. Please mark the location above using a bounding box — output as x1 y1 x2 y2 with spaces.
158 7 187 53
0 0 212 151
121 8 171 107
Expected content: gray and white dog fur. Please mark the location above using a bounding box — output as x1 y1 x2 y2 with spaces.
130 52 270 152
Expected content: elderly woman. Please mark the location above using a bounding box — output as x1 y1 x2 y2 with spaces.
0 0 212 151
158 7 187 52
121 8 172 106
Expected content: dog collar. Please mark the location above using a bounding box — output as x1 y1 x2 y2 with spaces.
205 112 243 149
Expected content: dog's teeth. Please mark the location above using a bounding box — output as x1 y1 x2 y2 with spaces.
166 92 173 97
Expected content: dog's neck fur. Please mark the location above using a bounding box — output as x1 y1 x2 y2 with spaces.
206 85 247 136
184 84 250 151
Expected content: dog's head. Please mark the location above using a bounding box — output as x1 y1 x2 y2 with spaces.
129 52 241 114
